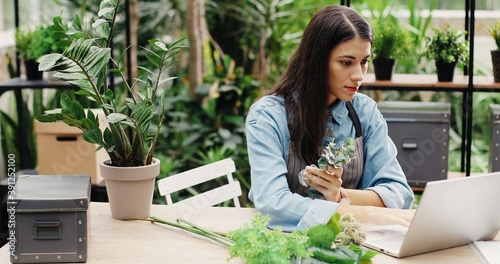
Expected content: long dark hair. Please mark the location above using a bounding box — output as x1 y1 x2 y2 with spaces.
271 5 373 164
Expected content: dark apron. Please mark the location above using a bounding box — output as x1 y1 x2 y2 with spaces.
285 101 365 197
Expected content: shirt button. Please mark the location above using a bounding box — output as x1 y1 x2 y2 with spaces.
327 130 333 137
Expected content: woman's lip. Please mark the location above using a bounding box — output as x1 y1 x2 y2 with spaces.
345 86 358 92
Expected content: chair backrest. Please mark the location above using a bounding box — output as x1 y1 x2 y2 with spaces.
157 158 242 208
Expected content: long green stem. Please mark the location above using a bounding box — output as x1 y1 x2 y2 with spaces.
146 216 234 248
176 218 233 243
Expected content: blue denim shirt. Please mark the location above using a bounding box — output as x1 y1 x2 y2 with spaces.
245 93 414 232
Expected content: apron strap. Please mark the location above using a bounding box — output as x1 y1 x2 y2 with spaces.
346 101 362 138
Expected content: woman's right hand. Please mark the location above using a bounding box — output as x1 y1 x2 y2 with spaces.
337 205 415 227
303 165 344 202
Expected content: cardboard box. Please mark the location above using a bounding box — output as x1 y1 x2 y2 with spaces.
378 101 451 187
34 109 108 184
9 174 90 263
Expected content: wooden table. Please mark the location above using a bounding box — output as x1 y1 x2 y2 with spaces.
0 202 492 263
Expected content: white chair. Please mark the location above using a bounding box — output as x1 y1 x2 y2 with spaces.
157 158 242 208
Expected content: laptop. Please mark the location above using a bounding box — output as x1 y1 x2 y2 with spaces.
363 172 500 258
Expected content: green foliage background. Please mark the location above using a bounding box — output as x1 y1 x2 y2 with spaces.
2 0 499 207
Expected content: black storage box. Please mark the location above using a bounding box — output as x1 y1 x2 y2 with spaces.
378 101 451 187
9 175 90 263
490 104 500 172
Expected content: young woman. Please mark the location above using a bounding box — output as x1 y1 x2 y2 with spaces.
245 5 415 232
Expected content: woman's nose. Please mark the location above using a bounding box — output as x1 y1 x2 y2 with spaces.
351 66 364 82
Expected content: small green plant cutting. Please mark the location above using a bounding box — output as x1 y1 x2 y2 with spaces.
298 138 356 198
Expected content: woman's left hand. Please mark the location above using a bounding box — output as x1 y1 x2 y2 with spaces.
303 165 343 202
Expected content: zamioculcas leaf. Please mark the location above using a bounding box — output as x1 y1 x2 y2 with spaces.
35 0 184 167
83 128 103 145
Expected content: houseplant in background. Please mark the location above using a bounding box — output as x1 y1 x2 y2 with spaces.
35 0 185 219
15 25 60 80
371 13 411 80
487 19 500 82
424 26 469 82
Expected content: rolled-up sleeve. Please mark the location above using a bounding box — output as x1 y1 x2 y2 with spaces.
356 98 414 209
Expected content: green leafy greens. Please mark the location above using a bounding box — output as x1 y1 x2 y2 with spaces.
227 213 311 264
296 213 377 264
145 211 378 264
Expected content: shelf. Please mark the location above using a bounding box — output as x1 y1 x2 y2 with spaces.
0 77 75 96
472 76 500 91
361 72 500 176
0 76 126 97
0 77 71 88
361 74 500 92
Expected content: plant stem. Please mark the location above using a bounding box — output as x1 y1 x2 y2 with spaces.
146 216 234 248
176 218 233 243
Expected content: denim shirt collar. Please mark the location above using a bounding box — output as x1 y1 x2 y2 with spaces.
329 100 348 125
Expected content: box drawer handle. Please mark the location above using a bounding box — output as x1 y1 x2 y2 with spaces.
56 136 77 141
402 142 418 150
33 221 63 240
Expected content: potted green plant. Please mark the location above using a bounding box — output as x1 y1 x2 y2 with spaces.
35 0 185 219
424 26 469 82
15 26 57 80
487 19 500 82
371 13 411 80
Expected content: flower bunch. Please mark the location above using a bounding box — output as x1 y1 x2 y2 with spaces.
333 214 366 247
297 212 376 264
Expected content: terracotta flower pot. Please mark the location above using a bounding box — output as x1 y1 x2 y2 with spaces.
100 158 160 219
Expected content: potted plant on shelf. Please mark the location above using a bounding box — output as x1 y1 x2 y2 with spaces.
371 13 411 80
15 25 60 80
487 19 500 82
35 0 185 219
424 26 469 82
